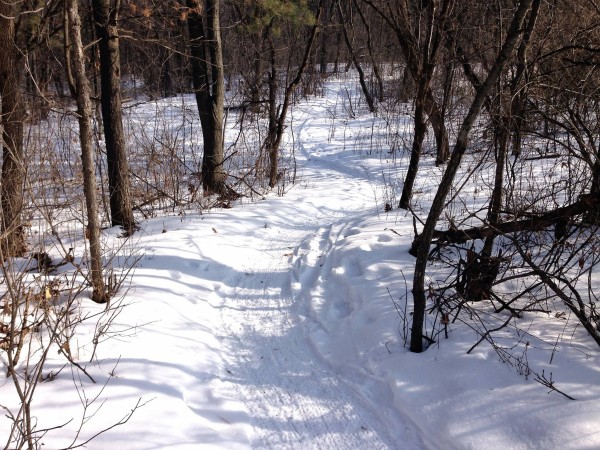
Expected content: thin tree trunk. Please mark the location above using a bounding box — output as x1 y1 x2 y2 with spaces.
410 0 534 353
481 104 511 255
319 0 334 74
250 12 267 110
267 0 325 188
92 0 136 233
483 0 541 254
425 90 450 164
399 84 427 209
337 1 376 113
400 0 453 208
66 0 107 303
266 25 279 185
0 2 27 258
353 0 384 101
426 191 600 245
362 0 451 163
333 20 343 73
585 158 600 224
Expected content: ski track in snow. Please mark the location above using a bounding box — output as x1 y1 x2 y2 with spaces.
209 106 422 448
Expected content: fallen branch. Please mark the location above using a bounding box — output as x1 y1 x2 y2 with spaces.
411 192 599 252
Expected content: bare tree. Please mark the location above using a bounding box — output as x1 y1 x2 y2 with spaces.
226 0 325 189
263 0 325 188
409 0 535 353
398 0 454 209
92 0 136 233
65 0 108 303
186 0 227 195
337 0 376 113
363 0 451 165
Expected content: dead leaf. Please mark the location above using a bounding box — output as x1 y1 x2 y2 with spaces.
60 341 72 358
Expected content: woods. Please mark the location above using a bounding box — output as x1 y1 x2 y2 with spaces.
1 0 600 446
0 0 598 351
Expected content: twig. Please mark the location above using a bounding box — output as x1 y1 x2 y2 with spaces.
534 370 576 400
467 314 513 354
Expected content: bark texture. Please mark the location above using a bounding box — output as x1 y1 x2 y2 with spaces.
66 0 108 303
0 1 27 258
92 0 136 232
187 0 227 195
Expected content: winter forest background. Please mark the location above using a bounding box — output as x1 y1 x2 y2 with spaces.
1 0 600 448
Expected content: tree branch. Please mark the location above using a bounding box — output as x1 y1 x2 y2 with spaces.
427 192 600 246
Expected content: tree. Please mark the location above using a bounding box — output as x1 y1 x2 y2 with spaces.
0 0 27 258
363 0 451 165
409 0 535 352
91 0 136 233
226 0 323 188
65 0 108 303
337 0 376 113
398 0 454 209
265 0 324 188
186 0 227 195
352 0 385 102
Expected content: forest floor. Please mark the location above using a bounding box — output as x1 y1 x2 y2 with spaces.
2 76 600 449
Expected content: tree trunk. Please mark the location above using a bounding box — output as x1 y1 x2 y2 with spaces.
66 0 108 303
0 2 27 258
91 0 136 233
266 27 279 186
319 0 334 74
425 90 450 164
399 85 427 209
250 15 267 110
483 0 541 254
353 0 384 101
586 159 600 224
267 0 325 188
333 19 343 73
399 0 453 208
187 0 226 195
482 113 511 255
337 1 376 113
426 192 600 245
362 0 451 163
410 0 534 353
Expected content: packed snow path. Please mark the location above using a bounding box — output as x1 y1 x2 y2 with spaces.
6 79 600 449
209 104 421 449
67 91 426 449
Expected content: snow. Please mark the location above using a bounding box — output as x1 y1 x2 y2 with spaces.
2 75 600 449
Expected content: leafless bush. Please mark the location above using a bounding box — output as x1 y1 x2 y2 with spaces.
0 111 143 448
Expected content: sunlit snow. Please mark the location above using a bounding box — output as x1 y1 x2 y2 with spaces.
2 75 600 449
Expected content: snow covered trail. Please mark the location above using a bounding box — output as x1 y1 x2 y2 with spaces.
7 77 600 449
60 92 423 449
208 103 423 448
